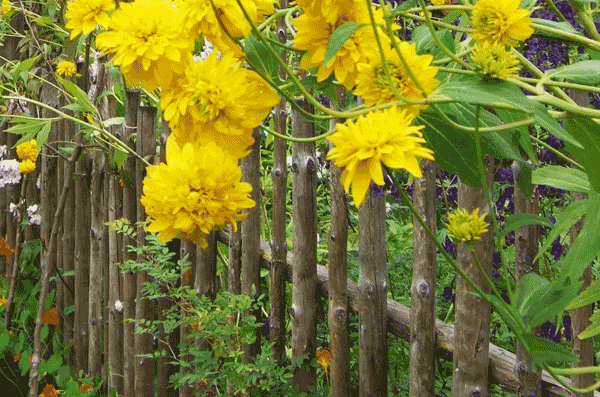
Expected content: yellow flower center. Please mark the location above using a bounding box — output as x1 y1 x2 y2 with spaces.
373 65 420 100
193 82 227 123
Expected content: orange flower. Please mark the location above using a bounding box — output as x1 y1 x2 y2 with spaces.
316 349 332 377
0 237 15 258
13 352 20 362
42 309 59 325
78 384 93 392
191 322 199 331
9 330 14 337
39 384 60 397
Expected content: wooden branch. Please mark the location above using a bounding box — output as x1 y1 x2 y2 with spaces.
216 229 600 397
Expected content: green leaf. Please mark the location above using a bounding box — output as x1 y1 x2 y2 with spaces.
501 213 553 239
516 160 533 200
487 294 521 332
244 32 281 83
578 311 600 339
560 192 600 283
524 278 581 330
532 19 584 40
564 117 600 192
533 198 587 264
113 148 128 169
532 165 590 193
515 272 549 315
102 117 125 129
545 61 600 85
412 25 455 59
394 0 418 11
56 75 97 115
437 77 583 149
55 365 72 388
521 333 578 368
323 22 362 67
12 55 41 83
567 278 600 310
45 354 63 374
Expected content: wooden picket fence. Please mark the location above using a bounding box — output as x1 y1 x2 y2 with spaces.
1 9 597 397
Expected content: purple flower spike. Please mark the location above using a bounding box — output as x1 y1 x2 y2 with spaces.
443 286 453 302
492 271 502 279
551 237 563 260
262 317 270 338
492 252 502 268
546 135 564 149
495 168 514 184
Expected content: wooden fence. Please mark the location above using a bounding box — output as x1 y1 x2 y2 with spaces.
0 8 597 397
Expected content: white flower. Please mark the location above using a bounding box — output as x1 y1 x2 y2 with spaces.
114 299 123 313
0 159 21 188
0 145 7 159
27 204 39 217
9 202 18 216
29 214 42 226
36 175 41 190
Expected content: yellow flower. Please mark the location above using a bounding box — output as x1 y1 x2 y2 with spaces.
140 136 256 248
294 2 395 90
65 0 115 38
471 0 533 47
327 106 434 207
316 349 332 376
19 159 36 174
431 0 448 5
447 208 490 242
96 0 194 92
160 52 278 156
295 0 358 24
0 296 7 307
471 41 520 80
16 139 37 162
354 42 440 118
2 0 12 15
174 0 276 55
56 61 77 77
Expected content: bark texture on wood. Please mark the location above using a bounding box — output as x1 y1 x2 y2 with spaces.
217 229 596 397
410 159 437 397
358 189 387 397
512 160 542 397
453 158 494 397
108 174 123 394
291 99 318 392
270 7 289 359
134 106 156 397
122 89 140 397
242 127 262 359
328 86 350 397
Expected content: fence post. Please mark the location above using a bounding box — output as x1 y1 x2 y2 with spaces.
328 86 351 397
453 157 494 396
291 98 318 391
122 89 140 397
134 105 157 397
358 187 387 397
242 127 262 359
410 159 437 396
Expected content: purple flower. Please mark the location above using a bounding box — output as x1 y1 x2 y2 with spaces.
505 232 515 247
495 168 514 184
546 135 564 150
501 292 510 304
319 93 331 108
563 315 572 341
447 187 457 206
539 148 557 164
492 271 502 279
492 252 502 268
443 286 453 302
551 237 563 260
372 184 386 198
443 236 456 258
406 184 414 197
262 317 270 338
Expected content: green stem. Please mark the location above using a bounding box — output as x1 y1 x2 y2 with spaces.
260 123 333 142
543 364 600 394
529 134 585 172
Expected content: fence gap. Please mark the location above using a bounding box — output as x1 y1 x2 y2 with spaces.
291 98 318 391
453 157 494 396
410 159 437 396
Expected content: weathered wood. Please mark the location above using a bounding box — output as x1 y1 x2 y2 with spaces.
358 188 387 397
291 98 318 391
328 86 350 397
215 229 597 397
270 1 289 361
134 105 156 397
410 159 437 397
122 89 140 397
513 160 542 396
453 157 494 397
242 127 262 359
